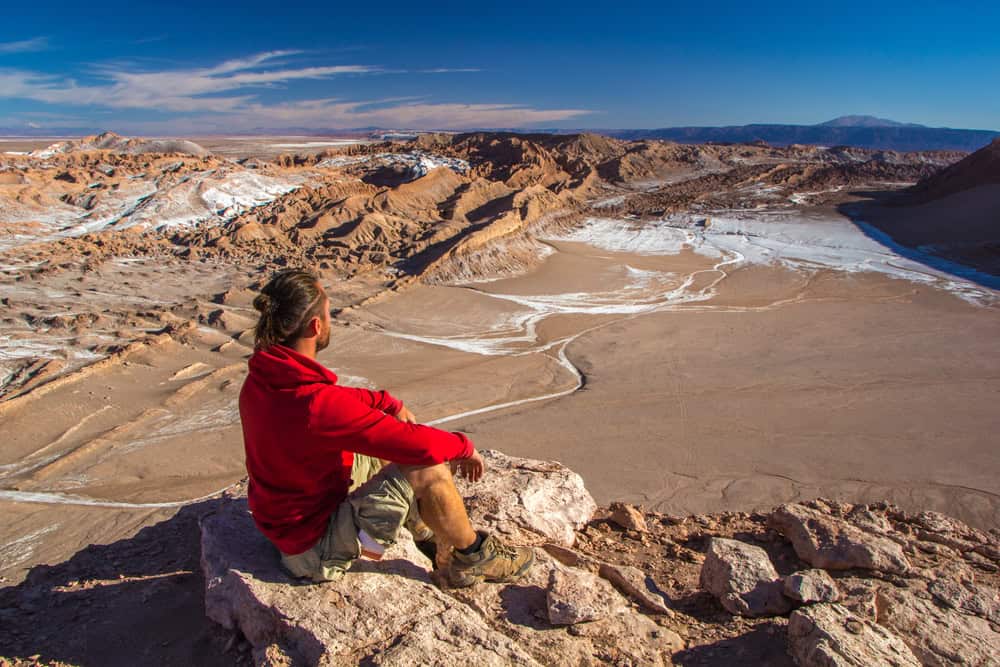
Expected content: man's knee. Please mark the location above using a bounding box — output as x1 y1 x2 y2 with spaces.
399 462 454 496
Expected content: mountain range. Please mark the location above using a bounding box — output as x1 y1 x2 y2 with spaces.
2 116 996 153
604 116 998 152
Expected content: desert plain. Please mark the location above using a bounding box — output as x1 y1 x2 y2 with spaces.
0 131 997 663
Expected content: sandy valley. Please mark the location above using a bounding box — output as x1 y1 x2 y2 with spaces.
0 130 997 664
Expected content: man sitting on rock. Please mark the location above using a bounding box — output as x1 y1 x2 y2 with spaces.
239 268 534 586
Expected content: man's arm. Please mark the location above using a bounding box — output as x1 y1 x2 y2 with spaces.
309 386 473 465
392 404 484 481
338 386 403 416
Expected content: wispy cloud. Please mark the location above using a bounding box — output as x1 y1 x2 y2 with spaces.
130 99 591 132
0 51 379 113
0 51 590 130
0 37 50 54
420 68 482 73
131 35 168 45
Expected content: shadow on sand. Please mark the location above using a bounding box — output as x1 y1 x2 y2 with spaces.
837 190 1000 291
0 499 235 666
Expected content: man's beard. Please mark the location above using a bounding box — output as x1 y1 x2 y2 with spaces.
316 323 331 352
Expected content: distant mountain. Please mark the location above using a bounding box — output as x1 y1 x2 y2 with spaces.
817 115 925 128
607 118 999 152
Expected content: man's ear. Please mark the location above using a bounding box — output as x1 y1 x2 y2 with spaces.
306 316 321 338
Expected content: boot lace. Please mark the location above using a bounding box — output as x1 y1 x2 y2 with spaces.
493 540 519 560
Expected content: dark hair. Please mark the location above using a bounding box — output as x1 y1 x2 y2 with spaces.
252 269 325 349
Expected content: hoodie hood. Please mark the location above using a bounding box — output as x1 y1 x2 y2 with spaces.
247 344 338 390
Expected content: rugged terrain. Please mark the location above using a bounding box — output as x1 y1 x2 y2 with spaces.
840 137 1000 280
2 452 996 666
1 130 998 664
0 131 970 399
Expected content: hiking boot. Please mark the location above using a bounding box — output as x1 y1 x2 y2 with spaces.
448 532 534 587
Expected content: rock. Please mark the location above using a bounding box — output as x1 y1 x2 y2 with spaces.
73 193 96 210
449 550 680 664
454 450 596 546
202 308 257 334
928 577 1000 623
609 502 648 532
769 503 911 574
911 510 1000 563
836 577 880 619
598 562 672 614
202 499 536 665
699 537 792 617
787 603 919 666
541 543 593 569
202 452 674 665
784 569 840 604
845 506 895 537
877 586 1000 666
547 563 628 625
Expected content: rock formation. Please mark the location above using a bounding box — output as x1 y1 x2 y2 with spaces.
787 603 920 667
200 450 681 665
699 537 792 617
200 455 999 666
769 502 911 574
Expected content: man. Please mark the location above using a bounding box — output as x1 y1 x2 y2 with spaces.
238 268 533 586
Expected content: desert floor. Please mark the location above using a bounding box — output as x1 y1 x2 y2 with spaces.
3 205 997 595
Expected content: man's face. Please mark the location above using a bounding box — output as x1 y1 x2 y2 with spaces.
316 293 332 352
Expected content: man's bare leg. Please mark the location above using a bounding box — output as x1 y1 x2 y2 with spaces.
400 463 476 551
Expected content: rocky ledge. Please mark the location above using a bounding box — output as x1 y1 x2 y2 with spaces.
200 451 999 666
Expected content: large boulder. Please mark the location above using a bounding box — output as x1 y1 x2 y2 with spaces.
769 503 911 574
787 603 919 667
201 451 680 665
876 586 1000 666
546 563 628 625
927 577 999 624
454 450 597 546
699 537 792 617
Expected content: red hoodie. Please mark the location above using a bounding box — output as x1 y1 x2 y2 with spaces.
239 345 474 554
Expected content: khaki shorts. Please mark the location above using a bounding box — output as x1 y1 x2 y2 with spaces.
279 454 421 582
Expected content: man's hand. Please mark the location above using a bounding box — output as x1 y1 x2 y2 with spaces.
396 405 418 424
450 448 485 483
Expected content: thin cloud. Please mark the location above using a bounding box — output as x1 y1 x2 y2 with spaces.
0 51 590 130
0 51 381 112
420 68 482 73
131 35 168 45
0 37 50 54
130 98 591 132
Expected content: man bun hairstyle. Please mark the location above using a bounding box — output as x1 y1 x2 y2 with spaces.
252 269 325 349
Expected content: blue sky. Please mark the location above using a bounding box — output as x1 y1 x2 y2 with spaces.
1 0 998 133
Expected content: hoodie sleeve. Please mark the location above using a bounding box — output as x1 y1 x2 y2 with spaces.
338 387 403 415
308 385 473 465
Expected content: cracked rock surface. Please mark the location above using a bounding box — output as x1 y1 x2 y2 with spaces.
200 450 678 665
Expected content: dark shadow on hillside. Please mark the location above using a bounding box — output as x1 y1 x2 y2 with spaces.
837 191 1000 291
673 622 795 666
0 496 442 665
0 499 235 666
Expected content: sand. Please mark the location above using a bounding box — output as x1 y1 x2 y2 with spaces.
2 202 998 590
345 227 1000 531
1 132 998 663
